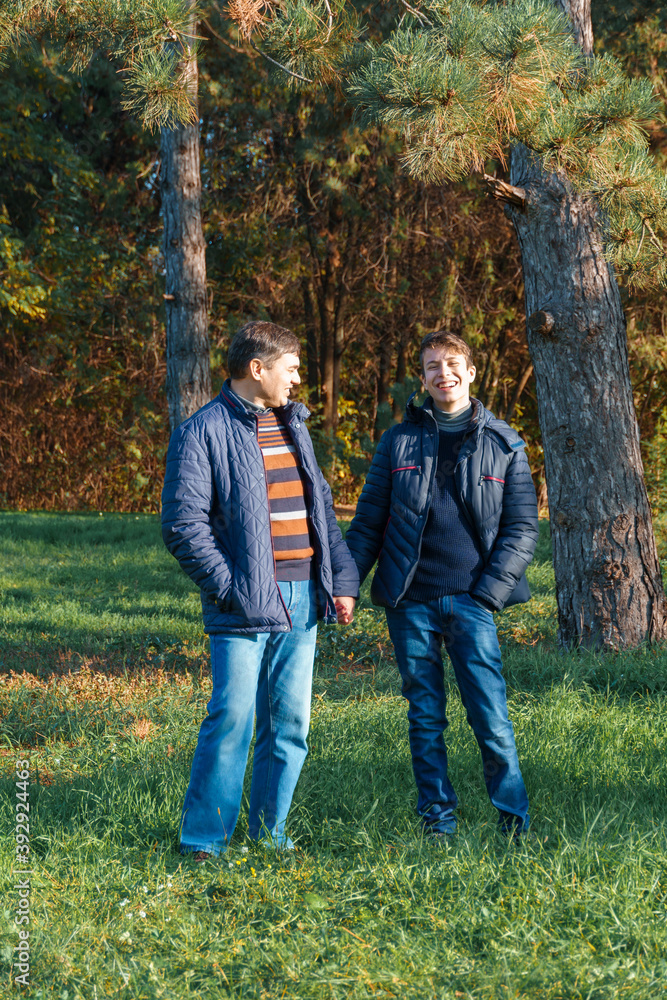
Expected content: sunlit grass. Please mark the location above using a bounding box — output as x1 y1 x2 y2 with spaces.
1 512 667 998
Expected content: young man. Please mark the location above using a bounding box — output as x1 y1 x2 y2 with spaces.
346 331 539 838
162 321 359 859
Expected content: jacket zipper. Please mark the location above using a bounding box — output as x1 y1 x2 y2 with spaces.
394 418 439 604
479 475 505 485
283 411 336 624
256 413 292 630
455 455 476 533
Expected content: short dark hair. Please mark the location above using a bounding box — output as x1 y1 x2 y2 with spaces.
419 331 474 374
227 321 300 379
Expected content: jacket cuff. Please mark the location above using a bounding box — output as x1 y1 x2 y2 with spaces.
332 570 360 600
470 593 498 613
471 590 501 612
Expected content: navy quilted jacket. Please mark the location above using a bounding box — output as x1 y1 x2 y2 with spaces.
161 382 359 633
345 395 539 611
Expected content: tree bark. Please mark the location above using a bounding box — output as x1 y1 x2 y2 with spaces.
331 292 347 432
318 239 337 435
160 13 211 431
503 361 533 425
375 332 393 441
508 0 667 648
301 276 319 402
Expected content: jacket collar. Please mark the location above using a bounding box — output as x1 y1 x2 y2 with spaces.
219 379 310 425
404 392 525 449
405 391 487 433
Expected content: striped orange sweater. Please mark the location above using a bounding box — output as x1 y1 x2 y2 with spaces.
256 410 315 581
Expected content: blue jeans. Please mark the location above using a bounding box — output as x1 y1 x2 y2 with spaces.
180 579 317 855
385 592 529 834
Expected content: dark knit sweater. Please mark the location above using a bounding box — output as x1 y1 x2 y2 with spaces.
405 406 483 601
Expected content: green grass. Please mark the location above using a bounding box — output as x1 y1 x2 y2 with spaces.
1 512 667 999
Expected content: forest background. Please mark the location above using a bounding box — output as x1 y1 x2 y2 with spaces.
1 0 666 514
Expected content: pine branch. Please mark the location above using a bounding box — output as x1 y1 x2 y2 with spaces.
343 0 667 285
0 0 199 127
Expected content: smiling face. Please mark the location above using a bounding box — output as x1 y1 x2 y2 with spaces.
250 352 301 408
421 347 476 413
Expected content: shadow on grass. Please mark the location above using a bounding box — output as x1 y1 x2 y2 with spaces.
0 511 161 548
0 634 208 679
3 638 667 753
313 639 667 705
6 709 666 860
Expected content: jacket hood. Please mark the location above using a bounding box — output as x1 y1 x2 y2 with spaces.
404 392 524 449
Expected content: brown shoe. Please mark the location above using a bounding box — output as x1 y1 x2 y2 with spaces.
181 850 213 863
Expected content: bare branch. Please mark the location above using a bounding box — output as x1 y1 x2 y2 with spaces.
250 40 313 83
527 310 555 336
483 173 526 209
201 16 247 52
642 218 666 257
398 0 432 28
323 0 333 41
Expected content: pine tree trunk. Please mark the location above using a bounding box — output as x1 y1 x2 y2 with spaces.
508 0 667 648
160 13 211 431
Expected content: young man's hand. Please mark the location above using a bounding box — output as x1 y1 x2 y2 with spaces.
334 596 356 625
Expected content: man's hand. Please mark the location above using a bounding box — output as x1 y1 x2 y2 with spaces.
334 596 356 625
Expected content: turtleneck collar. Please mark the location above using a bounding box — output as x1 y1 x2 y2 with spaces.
432 401 473 432
227 384 272 414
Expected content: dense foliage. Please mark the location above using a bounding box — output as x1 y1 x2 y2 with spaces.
0 52 166 510
240 0 667 288
0 1 666 511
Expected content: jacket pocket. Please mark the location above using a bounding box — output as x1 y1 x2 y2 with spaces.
214 584 233 612
479 475 505 485
392 465 422 474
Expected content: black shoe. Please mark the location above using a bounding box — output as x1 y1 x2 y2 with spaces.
510 830 544 847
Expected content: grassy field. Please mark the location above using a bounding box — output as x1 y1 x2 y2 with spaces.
1 511 666 999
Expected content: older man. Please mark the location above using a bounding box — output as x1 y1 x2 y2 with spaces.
162 321 358 859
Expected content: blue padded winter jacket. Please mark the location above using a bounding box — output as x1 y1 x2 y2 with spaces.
345 395 539 611
161 382 359 633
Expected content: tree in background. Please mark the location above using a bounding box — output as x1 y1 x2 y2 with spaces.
234 0 667 649
2 0 212 430
0 14 537 507
160 5 212 430
593 1 667 514
3 0 667 653
198 26 536 466
0 49 169 510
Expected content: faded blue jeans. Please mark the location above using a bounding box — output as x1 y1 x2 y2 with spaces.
180 579 317 856
385 592 529 835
